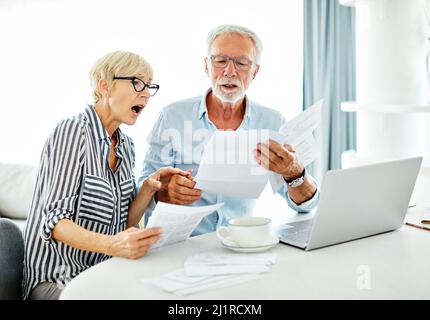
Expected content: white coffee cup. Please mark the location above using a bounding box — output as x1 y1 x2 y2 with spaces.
216 216 272 247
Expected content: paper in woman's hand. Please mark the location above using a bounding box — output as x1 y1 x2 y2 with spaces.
146 201 224 249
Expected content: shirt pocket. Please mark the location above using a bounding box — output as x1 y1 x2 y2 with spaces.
79 174 115 227
119 178 134 224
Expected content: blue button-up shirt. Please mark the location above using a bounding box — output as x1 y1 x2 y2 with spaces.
138 90 319 235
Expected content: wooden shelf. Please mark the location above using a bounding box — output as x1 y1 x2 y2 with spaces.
341 101 430 113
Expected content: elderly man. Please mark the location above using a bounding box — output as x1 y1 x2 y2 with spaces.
139 24 319 235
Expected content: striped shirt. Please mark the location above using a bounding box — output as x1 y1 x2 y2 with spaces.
22 105 136 299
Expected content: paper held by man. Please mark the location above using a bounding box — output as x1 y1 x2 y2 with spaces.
194 99 323 198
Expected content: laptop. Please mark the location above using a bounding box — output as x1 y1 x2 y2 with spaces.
277 157 422 251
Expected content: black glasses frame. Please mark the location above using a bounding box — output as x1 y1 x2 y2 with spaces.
113 76 160 96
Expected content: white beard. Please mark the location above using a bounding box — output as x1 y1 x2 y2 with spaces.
213 81 247 104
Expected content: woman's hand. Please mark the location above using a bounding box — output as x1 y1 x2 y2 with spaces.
107 227 163 259
127 167 191 228
144 167 191 194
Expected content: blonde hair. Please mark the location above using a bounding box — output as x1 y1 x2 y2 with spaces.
206 24 263 63
89 51 154 103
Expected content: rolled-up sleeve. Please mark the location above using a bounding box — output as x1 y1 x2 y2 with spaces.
41 208 75 240
39 119 85 241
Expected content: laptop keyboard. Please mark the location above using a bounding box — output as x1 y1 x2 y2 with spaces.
277 219 313 245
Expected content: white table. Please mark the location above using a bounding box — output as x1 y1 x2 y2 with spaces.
60 210 430 300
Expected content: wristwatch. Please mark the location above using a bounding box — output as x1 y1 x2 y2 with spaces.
285 168 306 188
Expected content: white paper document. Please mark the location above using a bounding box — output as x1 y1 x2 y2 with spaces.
141 252 277 296
269 99 323 193
194 130 270 198
174 274 261 296
184 252 277 276
194 99 322 198
142 269 261 296
146 202 224 249
280 99 323 144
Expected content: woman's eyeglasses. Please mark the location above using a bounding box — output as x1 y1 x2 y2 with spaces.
113 76 160 96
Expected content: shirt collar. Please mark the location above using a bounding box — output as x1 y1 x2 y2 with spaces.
198 88 252 122
85 105 125 146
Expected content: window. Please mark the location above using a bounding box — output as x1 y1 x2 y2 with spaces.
0 0 303 221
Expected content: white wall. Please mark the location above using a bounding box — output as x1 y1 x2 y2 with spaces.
0 0 303 220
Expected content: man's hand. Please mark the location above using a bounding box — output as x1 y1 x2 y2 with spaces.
254 139 317 205
254 140 304 181
155 169 202 205
107 227 163 260
126 167 190 228
144 167 191 193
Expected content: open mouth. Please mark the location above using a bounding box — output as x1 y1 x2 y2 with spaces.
221 84 238 89
131 105 144 114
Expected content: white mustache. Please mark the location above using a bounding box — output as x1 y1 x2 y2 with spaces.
217 79 241 87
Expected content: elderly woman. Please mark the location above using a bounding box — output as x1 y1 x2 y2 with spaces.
22 51 187 300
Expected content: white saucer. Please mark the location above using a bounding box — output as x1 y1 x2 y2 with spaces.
220 234 279 253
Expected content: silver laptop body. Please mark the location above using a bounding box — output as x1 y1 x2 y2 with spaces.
277 157 422 251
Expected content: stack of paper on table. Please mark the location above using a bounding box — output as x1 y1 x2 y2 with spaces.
184 252 277 276
142 252 276 296
194 99 322 198
146 202 224 249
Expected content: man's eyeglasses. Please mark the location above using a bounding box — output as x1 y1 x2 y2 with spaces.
209 55 254 72
113 76 160 96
